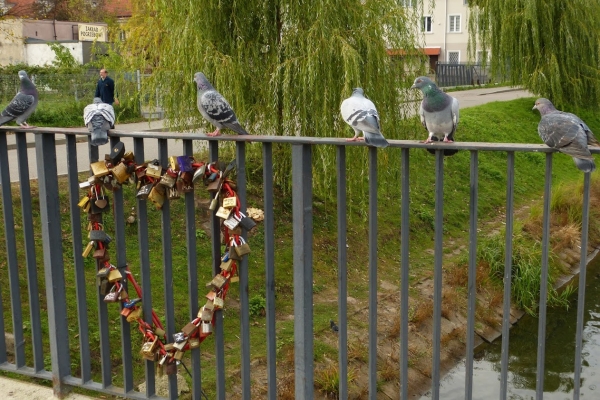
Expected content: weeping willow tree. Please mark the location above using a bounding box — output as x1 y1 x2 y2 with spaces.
468 0 600 110
122 0 431 201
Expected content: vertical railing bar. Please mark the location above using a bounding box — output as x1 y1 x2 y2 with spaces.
90 150 111 389
336 145 348 400
16 131 45 372
535 153 552 399
499 151 515 400
292 144 314 400
573 172 591 400
0 132 25 367
158 138 178 399
368 146 378 399
110 136 134 393
400 148 410 400
236 143 251 399
183 139 201 399
262 143 277 400
35 132 71 396
64 134 91 381
431 149 444 399
209 141 226 400
465 150 479 400
134 137 156 397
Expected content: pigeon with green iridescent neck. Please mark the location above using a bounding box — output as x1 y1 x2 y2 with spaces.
340 88 389 148
0 70 38 128
411 76 459 155
533 98 599 173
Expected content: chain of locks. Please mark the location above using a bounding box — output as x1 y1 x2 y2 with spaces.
77 141 255 377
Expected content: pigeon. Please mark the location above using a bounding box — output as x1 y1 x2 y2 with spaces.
340 88 389 148
83 97 115 146
193 72 249 136
533 98 599 172
0 70 39 128
330 320 339 333
411 76 459 156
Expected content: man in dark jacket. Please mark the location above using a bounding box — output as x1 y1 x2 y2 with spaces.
95 69 120 105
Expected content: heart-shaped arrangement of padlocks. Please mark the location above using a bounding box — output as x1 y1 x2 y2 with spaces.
78 141 256 377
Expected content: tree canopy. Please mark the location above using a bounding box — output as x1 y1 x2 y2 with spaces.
468 0 600 110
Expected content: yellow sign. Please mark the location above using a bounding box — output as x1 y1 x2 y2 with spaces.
78 24 107 42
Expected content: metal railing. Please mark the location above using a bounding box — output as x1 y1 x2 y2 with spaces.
0 126 596 400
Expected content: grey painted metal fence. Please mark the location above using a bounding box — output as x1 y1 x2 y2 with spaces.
0 126 596 400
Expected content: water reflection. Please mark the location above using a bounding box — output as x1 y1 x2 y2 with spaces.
420 256 600 399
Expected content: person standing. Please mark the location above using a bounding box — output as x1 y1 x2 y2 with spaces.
95 68 120 106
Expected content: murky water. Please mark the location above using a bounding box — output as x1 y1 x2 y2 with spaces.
420 255 600 399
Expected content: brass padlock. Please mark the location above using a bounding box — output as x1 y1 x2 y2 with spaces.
78 195 90 209
119 288 129 301
154 327 166 338
126 307 142 323
145 163 162 179
174 350 184 361
215 206 231 220
222 196 237 208
173 340 187 351
189 338 200 349
123 151 134 162
234 237 251 257
209 274 228 290
108 268 123 283
164 343 175 351
140 337 158 360
169 156 180 171
220 259 233 272
111 163 131 184
148 186 165 209
201 307 213 322
159 172 177 189
181 322 199 337
82 241 94 257
90 161 110 177
213 296 224 309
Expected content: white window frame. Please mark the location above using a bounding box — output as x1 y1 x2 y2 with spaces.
476 50 489 64
421 16 433 33
447 51 460 63
449 15 462 33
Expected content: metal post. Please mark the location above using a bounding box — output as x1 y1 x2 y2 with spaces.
431 150 444 399
337 145 348 400
368 146 378 399
400 148 410 400
292 144 314 400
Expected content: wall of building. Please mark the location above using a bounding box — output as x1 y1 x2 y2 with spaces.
22 20 81 41
0 19 25 66
25 41 84 66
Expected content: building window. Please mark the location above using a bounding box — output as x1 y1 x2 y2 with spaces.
449 15 461 33
422 16 432 33
448 51 460 63
119 30 127 41
464 0 468 4
401 0 414 7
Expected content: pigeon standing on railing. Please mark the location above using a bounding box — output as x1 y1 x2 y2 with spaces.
340 88 389 148
411 76 459 156
0 70 39 128
533 98 599 172
193 72 249 137
83 97 115 146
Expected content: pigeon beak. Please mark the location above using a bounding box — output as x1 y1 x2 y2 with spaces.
410 84 416 89
532 105 537 110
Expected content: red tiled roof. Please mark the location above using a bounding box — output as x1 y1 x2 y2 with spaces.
104 0 132 18
3 0 37 18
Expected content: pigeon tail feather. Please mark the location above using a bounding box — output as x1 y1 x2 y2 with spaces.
222 121 249 135
364 132 389 148
573 157 596 173
0 115 13 126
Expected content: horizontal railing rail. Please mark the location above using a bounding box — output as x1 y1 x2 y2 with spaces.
0 126 595 400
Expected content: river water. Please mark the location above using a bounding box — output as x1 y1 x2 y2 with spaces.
420 255 600 399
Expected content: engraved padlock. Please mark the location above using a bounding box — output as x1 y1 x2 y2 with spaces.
234 237 251 257
136 183 153 200
213 296 224 309
223 214 240 230
222 196 237 209
209 274 228 290
90 160 110 177
145 162 163 179
215 206 231 220
167 186 180 200
159 169 177 188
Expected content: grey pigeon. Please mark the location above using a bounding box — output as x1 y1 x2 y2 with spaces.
340 88 389 148
83 97 115 146
411 76 459 156
0 70 38 128
533 98 599 172
193 72 249 136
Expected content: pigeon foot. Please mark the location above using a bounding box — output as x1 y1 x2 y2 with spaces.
443 138 454 143
424 138 434 144
206 129 222 137
346 137 364 142
20 123 37 129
